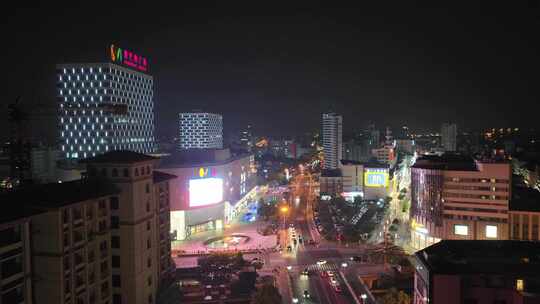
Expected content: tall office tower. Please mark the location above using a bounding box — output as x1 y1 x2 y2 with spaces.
322 113 343 169
57 45 155 160
385 126 393 146
178 112 223 150
239 124 253 151
441 123 457 151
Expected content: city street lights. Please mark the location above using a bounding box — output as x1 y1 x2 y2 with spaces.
361 294 367 303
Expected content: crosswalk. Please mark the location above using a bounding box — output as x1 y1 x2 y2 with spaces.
306 262 339 273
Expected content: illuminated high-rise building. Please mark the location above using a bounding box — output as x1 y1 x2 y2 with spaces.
178 112 223 150
57 45 154 160
322 113 343 169
441 123 457 152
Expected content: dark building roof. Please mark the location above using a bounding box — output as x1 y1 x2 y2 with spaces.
0 179 119 211
510 185 540 212
0 200 42 226
412 153 478 171
321 169 342 177
341 159 389 168
416 240 540 276
80 150 157 164
159 150 251 168
153 171 177 183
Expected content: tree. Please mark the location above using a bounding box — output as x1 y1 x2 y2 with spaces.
379 288 411 304
252 284 282 304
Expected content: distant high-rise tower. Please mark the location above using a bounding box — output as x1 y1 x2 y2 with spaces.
57 45 155 160
441 123 457 151
322 113 343 169
240 124 253 151
178 112 223 149
385 126 393 146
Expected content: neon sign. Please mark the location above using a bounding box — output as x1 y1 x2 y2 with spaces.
110 44 148 72
195 167 216 178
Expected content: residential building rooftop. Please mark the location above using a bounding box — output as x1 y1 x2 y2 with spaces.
416 240 540 276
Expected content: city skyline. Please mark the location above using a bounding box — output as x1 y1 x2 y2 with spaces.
3 3 540 141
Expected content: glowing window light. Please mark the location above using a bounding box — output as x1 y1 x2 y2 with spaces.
454 225 468 236
486 225 497 238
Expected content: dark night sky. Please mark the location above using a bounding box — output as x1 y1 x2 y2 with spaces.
2 2 540 141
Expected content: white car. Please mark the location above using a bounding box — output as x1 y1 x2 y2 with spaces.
316 260 327 266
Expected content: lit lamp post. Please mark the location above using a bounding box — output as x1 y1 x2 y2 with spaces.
280 205 289 228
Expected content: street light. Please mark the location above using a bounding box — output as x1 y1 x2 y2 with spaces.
280 206 289 213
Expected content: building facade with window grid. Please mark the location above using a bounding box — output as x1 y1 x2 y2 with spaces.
57 63 155 160
178 112 223 150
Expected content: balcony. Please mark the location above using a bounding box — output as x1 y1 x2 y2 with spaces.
1 287 24 303
0 228 21 248
98 208 107 218
73 230 85 245
1 258 23 279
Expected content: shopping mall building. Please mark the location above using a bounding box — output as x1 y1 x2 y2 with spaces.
410 154 511 250
158 149 257 240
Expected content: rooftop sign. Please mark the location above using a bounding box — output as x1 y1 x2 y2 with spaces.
110 44 148 72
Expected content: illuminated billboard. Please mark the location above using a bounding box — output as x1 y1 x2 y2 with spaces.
189 178 223 207
364 169 389 187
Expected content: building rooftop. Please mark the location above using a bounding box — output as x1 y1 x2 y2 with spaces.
80 150 157 164
510 184 540 212
416 240 540 276
340 159 388 168
153 171 177 183
0 179 119 210
159 149 251 168
412 153 478 171
0 200 42 226
321 169 342 177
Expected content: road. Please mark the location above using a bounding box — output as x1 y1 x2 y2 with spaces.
267 170 377 304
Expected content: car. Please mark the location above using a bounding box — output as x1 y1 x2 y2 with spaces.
301 268 309 276
329 277 338 285
333 285 342 293
287 245 292 252
320 271 328 278
303 290 310 298
326 271 335 277
204 295 212 301
316 260 327 266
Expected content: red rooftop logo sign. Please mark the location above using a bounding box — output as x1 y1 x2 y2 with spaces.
110 44 148 72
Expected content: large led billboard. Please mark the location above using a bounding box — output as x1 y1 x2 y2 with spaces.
364 169 389 187
189 178 223 207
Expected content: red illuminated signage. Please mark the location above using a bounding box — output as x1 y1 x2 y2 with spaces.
110 44 148 72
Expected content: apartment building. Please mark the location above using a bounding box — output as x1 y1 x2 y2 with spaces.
0 206 37 304
509 184 540 241
83 150 169 304
1 179 118 304
152 171 176 286
414 240 540 304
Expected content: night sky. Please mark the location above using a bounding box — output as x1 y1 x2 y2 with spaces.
3 2 540 141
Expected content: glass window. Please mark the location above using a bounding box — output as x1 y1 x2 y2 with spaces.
123 168 129 177
454 225 468 236
112 168 118 177
486 225 497 238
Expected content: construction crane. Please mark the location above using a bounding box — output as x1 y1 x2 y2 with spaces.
7 96 56 184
